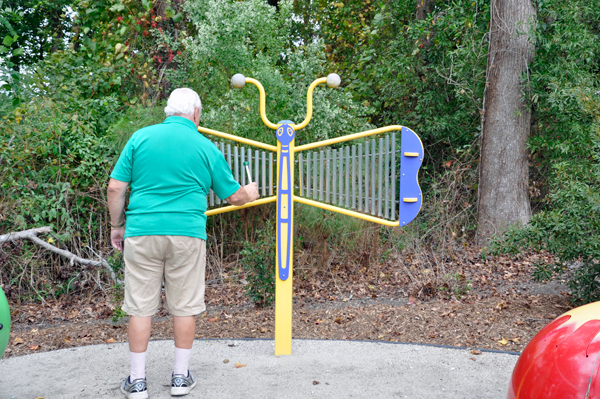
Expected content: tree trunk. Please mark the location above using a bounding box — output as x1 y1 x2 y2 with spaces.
476 0 536 245
416 0 436 48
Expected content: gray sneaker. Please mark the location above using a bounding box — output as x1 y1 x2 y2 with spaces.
121 376 148 399
171 370 197 396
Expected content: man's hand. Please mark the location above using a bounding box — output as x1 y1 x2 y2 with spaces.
226 182 260 206
111 226 125 252
244 182 260 202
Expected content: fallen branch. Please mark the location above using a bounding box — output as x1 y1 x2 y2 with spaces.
0 226 121 284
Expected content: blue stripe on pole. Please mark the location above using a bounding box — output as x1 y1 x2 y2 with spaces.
276 123 295 281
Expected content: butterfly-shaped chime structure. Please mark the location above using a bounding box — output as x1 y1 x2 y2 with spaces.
199 73 423 356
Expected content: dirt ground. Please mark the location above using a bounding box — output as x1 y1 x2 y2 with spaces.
3 247 573 358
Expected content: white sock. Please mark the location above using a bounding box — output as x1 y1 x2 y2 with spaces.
174 347 192 376
130 351 147 381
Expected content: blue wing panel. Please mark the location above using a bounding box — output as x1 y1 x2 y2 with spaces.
399 127 424 226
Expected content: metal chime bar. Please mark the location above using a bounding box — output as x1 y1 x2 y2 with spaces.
326 150 331 203
384 136 390 219
319 150 325 202
338 148 344 205
255 149 260 193
364 141 370 212
306 152 312 199
358 143 363 212
298 153 304 197
370 138 376 215
378 137 383 217
391 133 397 221
262 151 267 197
269 152 273 196
351 145 356 210
312 150 318 200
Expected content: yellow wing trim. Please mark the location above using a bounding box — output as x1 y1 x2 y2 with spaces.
294 196 399 227
197 126 277 152
295 125 404 152
205 196 277 216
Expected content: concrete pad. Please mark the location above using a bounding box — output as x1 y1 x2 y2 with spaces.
0 339 517 398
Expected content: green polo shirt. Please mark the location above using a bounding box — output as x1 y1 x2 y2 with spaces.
110 116 240 240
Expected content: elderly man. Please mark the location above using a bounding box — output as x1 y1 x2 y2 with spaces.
108 88 259 398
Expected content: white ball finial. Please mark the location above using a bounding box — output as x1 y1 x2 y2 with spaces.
326 73 341 89
231 73 246 88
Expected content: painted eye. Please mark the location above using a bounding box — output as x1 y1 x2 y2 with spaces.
287 127 293 136
277 127 284 136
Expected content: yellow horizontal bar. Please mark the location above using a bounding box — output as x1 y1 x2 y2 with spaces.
403 198 418 203
205 196 277 216
197 126 277 152
295 125 404 153
404 152 419 157
294 196 399 227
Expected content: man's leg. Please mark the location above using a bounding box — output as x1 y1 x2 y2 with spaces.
122 235 164 388
173 315 195 375
173 315 195 349
128 316 152 380
165 237 205 393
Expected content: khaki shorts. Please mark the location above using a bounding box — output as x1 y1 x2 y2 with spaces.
122 235 206 317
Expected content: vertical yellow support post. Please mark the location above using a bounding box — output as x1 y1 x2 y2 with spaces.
227 73 343 356
274 130 295 356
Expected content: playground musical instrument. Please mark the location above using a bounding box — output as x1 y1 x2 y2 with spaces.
199 74 423 355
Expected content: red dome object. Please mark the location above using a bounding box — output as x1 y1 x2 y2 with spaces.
508 301 600 398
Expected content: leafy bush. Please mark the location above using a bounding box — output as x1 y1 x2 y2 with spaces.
488 166 600 304
240 221 276 307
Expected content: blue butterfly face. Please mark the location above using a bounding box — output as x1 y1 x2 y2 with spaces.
276 124 295 145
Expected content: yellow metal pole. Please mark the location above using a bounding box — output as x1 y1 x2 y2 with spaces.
245 78 278 130
295 125 404 153
205 196 277 216
197 126 277 152
293 77 327 131
274 137 295 356
294 196 400 227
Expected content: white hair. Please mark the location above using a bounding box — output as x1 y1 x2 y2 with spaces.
164 88 202 117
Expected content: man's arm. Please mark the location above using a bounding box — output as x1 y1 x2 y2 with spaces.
107 178 129 251
226 183 260 206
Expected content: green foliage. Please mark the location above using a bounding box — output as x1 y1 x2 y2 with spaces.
0 0 190 106
489 162 600 303
111 306 127 323
318 0 489 161
0 0 72 67
181 0 373 146
439 273 472 299
295 203 366 253
240 221 276 307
